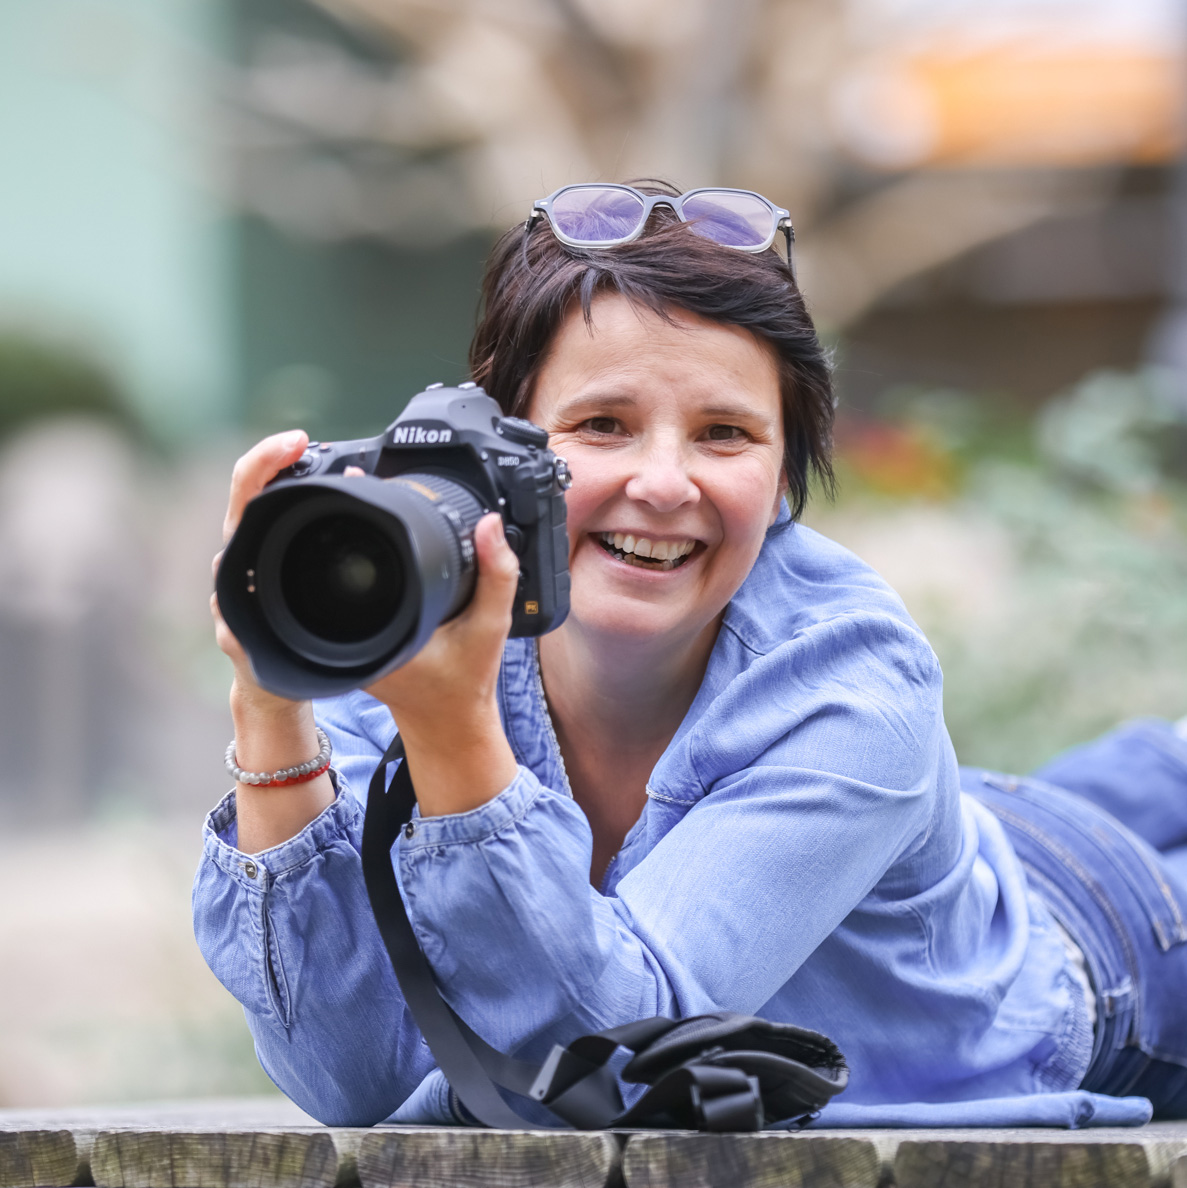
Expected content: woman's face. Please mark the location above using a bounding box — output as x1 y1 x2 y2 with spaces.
528 293 786 651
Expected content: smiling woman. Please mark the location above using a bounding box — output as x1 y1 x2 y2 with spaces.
194 181 1187 1130
527 298 789 882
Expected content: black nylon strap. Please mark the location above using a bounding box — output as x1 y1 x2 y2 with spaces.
358 735 778 1132
360 735 557 1128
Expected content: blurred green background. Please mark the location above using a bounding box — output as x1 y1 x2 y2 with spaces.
2 0 1187 1107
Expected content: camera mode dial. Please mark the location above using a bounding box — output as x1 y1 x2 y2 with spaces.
497 417 549 448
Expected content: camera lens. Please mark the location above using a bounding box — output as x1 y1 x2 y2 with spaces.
226 472 485 694
279 513 405 645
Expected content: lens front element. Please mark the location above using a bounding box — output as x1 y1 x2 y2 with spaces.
280 513 404 645
239 471 482 689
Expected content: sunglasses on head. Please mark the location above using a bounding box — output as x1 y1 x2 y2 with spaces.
527 183 796 275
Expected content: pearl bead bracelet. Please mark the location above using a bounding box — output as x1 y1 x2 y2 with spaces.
225 727 332 787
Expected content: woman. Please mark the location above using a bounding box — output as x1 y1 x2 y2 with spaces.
195 182 1187 1127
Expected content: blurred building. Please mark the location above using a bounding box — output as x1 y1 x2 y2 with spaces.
3 0 1185 437
0 0 488 449
826 0 1186 409
1 0 1186 819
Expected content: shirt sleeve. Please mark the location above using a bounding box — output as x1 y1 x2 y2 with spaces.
395 613 945 1058
191 697 438 1127
194 613 945 1119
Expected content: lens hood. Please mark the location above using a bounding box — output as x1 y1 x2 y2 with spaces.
218 473 476 700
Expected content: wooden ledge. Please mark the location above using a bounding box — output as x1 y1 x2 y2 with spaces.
1 1100 1186 1188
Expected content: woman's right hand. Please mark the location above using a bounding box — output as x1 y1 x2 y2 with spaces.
211 428 309 715
212 429 338 855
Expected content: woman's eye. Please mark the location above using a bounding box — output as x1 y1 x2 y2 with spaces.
706 424 745 441
583 417 619 435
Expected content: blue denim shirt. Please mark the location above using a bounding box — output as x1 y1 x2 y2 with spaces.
193 516 1096 1127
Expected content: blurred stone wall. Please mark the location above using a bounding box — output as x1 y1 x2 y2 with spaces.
0 419 234 826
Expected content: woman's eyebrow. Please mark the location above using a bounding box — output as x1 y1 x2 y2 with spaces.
698 402 775 422
553 393 636 418
553 395 775 423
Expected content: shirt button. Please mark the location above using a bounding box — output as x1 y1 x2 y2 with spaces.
404 823 416 839
243 861 258 879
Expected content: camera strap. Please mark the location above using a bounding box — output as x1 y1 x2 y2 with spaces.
360 733 848 1131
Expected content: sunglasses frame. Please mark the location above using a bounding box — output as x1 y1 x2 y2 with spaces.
528 183 796 274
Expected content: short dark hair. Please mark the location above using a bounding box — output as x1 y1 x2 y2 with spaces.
468 181 835 519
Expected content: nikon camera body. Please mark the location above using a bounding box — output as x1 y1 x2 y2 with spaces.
217 384 571 700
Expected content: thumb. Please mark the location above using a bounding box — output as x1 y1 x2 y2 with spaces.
468 513 520 624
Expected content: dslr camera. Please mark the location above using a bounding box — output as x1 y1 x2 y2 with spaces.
217 384 571 700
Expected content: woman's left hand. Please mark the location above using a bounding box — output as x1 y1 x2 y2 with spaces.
364 511 522 816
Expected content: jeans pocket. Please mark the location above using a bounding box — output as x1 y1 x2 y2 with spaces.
980 773 1187 953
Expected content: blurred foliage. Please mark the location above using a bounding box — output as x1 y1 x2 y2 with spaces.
0 332 137 441
812 367 1187 775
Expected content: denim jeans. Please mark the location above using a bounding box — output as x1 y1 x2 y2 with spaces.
963 719 1187 1118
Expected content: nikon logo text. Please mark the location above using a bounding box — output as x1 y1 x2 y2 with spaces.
391 425 453 444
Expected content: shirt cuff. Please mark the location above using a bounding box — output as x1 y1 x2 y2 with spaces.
388 1067 472 1126
397 765 544 853
201 769 363 890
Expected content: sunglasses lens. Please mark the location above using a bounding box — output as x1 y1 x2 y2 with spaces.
681 191 774 248
550 186 646 243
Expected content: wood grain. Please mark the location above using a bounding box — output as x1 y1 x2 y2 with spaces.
0 1102 1185 1188
893 1136 1149 1188
90 1129 345 1188
621 1131 881 1188
358 1127 621 1188
0 1129 80 1188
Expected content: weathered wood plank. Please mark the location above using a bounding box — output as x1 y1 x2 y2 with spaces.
0 1129 80 1188
621 1131 881 1188
358 1127 621 1188
894 1136 1146 1188
90 1128 347 1188
888 1123 1187 1188
0 1099 327 1188
1 1100 1185 1188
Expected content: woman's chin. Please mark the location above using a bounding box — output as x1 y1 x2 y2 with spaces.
559 536 720 645
564 578 705 646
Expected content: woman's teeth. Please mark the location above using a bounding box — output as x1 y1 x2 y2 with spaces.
597 532 696 570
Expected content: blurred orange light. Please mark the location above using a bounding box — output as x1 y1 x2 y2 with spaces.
834 42 1186 169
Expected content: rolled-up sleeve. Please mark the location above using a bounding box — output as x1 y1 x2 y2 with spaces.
192 765 437 1126
394 615 943 1059
193 612 946 1120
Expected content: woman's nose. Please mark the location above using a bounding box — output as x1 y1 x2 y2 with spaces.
623 443 699 513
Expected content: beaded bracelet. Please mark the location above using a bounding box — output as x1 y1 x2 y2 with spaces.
225 727 332 787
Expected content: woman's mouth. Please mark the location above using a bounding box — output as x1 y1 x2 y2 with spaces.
596 531 696 571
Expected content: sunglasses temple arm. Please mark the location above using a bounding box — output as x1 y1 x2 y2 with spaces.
782 221 797 284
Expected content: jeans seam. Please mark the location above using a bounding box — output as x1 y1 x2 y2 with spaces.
981 796 1144 1043
1126 837 1187 950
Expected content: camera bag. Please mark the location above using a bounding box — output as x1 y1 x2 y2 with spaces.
360 735 849 1131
